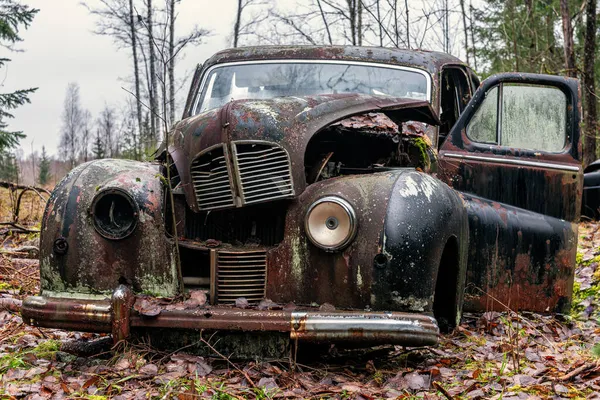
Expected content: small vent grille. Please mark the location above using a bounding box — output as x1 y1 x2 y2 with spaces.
234 143 294 205
191 145 235 210
217 251 266 303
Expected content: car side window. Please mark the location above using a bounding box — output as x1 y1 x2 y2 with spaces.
439 67 472 146
467 84 567 152
467 86 498 144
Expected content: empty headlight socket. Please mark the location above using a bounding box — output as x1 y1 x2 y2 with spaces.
90 188 139 240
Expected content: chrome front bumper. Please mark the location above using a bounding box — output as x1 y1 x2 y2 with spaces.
21 285 439 346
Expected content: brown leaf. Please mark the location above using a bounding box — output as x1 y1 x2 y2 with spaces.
139 363 158 375
133 298 161 317
60 382 71 394
189 361 212 377
258 377 279 391
82 375 100 389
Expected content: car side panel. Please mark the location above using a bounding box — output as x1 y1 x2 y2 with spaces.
461 193 576 313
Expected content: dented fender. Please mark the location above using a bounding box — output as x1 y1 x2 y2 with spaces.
39 159 178 298
377 171 469 314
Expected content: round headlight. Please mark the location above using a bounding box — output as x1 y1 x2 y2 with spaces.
91 188 138 240
305 196 357 251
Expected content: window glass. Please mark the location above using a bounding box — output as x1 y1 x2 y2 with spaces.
501 85 566 152
195 62 430 114
466 86 498 144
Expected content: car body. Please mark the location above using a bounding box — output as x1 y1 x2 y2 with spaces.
22 46 582 347
582 160 600 219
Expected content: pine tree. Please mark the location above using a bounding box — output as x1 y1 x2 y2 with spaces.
0 1 38 151
473 0 567 76
38 146 50 185
92 131 105 159
0 151 19 182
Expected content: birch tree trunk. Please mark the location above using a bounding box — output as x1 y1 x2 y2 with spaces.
129 0 142 159
169 0 175 127
147 0 158 147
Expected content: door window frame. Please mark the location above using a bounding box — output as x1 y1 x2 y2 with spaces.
441 73 580 161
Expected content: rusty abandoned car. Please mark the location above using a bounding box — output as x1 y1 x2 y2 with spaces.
21 46 582 348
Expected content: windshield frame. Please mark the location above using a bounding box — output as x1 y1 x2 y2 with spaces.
192 59 433 115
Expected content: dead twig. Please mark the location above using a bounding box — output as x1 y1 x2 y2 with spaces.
0 297 22 313
558 362 596 381
0 222 39 234
198 335 257 388
432 381 455 400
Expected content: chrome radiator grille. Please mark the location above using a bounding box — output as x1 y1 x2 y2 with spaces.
233 143 294 205
190 145 235 210
191 141 294 211
217 250 267 303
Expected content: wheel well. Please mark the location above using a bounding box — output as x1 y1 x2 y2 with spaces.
433 236 461 331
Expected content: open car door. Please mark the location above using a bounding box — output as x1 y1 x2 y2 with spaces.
438 73 582 313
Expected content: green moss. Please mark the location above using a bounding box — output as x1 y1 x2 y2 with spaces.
410 136 432 170
0 340 61 373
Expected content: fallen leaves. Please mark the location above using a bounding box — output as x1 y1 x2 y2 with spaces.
2 222 600 399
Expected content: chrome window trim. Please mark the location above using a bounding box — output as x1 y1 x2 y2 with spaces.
192 59 433 115
443 152 581 172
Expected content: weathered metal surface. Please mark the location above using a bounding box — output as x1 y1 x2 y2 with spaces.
111 285 134 343
182 45 467 118
381 171 468 320
39 159 178 297
459 194 576 313
22 291 439 346
438 73 582 313
25 49 584 347
171 95 438 212
290 311 439 346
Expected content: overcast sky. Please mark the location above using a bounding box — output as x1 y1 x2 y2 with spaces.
6 0 465 158
7 0 236 157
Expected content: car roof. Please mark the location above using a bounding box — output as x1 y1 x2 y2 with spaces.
202 45 468 76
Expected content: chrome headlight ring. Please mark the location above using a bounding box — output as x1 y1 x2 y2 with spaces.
305 196 358 252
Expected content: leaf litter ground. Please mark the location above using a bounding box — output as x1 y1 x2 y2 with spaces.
2 221 600 399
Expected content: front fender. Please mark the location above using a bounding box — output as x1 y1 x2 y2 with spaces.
376 171 468 313
39 159 178 298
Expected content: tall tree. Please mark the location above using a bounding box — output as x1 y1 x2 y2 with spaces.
80 109 92 162
234 0 243 47
98 104 117 158
583 0 597 166
92 130 105 160
129 0 143 144
59 83 83 170
459 0 470 64
168 0 176 126
84 0 144 151
473 0 564 76
0 151 18 182
38 146 50 185
560 0 576 78
0 1 38 151
146 0 158 146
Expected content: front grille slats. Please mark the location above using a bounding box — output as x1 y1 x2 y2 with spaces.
190 145 235 210
234 143 294 206
217 251 266 303
190 141 294 211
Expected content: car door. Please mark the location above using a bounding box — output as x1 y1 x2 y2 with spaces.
437 73 582 314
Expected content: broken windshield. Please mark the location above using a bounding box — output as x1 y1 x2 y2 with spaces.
194 61 431 114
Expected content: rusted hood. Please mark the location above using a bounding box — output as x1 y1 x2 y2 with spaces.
169 94 439 211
